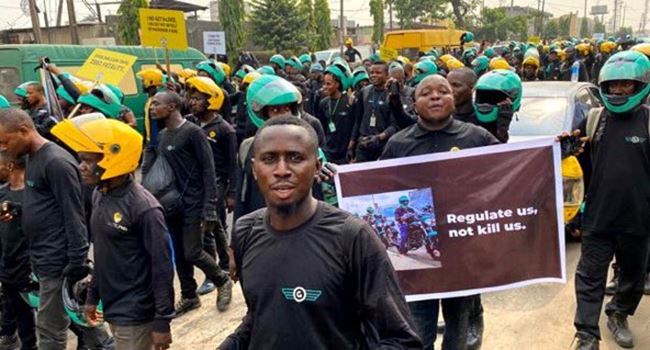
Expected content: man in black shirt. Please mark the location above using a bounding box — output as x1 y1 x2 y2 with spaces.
344 38 363 63
146 91 233 316
0 153 36 350
380 75 498 350
351 61 398 162
185 77 237 295
220 116 421 349
51 115 175 350
570 50 650 350
314 66 356 164
0 108 89 350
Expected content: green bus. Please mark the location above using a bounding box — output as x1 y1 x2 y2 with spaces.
0 44 207 132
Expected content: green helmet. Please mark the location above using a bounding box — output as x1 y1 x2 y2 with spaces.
473 69 522 123
77 85 122 118
483 47 496 59
286 56 303 71
412 60 438 85
598 50 650 114
20 274 40 308
367 206 374 213
270 54 286 69
196 60 226 85
368 53 381 63
56 86 75 105
426 49 440 59
257 65 276 75
352 67 370 89
471 56 490 76
418 55 436 63
14 81 38 98
246 75 302 128
399 195 409 205
325 64 352 91
105 84 124 103
0 95 9 109
310 63 324 73
462 32 474 42
299 53 312 65
329 59 353 90
462 48 477 62
63 266 104 328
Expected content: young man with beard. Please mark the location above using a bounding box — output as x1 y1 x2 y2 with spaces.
184 77 237 295
13 82 57 138
145 91 233 316
0 108 89 349
219 116 421 350
380 75 499 350
51 115 174 350
350 61 398 163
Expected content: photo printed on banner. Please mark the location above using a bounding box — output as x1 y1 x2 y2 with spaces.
340 188 441 271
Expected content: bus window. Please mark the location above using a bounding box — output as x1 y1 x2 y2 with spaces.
0 67 21 103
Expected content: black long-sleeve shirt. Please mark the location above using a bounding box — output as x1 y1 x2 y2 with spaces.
315 93 356 163
157 120 218 220
23 142 89 277
352 85 398 141
87 179 175 332
0 188 31 285
187 114 238 197
221 202 422 350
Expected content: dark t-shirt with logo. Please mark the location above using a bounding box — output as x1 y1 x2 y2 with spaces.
582 108 650 235
226 202 421 349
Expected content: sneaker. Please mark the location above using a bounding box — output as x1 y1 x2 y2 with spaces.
607 311 634 348
0 334 19 350
174 297 201 317
197 279 216 296
573 331 599 350
216 278 233 312
644 273 650 295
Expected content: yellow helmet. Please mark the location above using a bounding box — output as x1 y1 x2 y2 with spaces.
242 71 261 85
522 56 540 68
489 57 511 70
178 68 198 82
575 43 591 56
216 62 231 77
397 56 410 65
185 76 225 111
136 68 164 88
558 49 567 61
439 54 454 65
631 43 650 59
600 41 617 54
51 113 143 180
446 58 465 70
345 38 353 46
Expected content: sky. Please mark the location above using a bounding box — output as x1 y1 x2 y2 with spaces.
0 0 645 33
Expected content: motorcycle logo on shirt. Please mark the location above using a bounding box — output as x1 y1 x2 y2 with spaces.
281 287 322 303
625 136 647 144
113 212 123 223
110 211 128 232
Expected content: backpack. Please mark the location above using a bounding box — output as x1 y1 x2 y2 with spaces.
586 106 650 145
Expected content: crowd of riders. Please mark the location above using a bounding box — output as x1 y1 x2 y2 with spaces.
0 30 647 350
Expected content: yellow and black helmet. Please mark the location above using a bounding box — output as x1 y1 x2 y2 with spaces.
51 113 143 180
185 76 225 111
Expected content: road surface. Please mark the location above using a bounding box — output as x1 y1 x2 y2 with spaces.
66 241 650 349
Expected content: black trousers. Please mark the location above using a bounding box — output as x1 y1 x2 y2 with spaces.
0 283 37 350
574 231 649 339
408 297 472 350
355 143 383 163
168 216 229 300
202 219 230 271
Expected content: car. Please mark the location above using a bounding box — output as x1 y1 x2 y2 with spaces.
510 81 602 226
314 45 373 66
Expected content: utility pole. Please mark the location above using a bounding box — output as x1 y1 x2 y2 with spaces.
613 0 618 33
388 1 393 30
339 0 344 54
96 1 102 23
28 0 43 43
621 2 626 29
641 0 649 32
56 0 63 26
65 0 80 44
540 0 546 38
42 0 52 43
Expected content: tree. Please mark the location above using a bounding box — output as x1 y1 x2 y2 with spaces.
558 15 571 37
544 20 559 39
449 0 480 28
474 7 529 41
219 0 246 64
392 0 446 29
593 19 606 34
116 0 148 45
580 18 589 38
249 0 309 52
313 0 332 50
369 0 385 44
616 26 633 37
298 0 316 50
